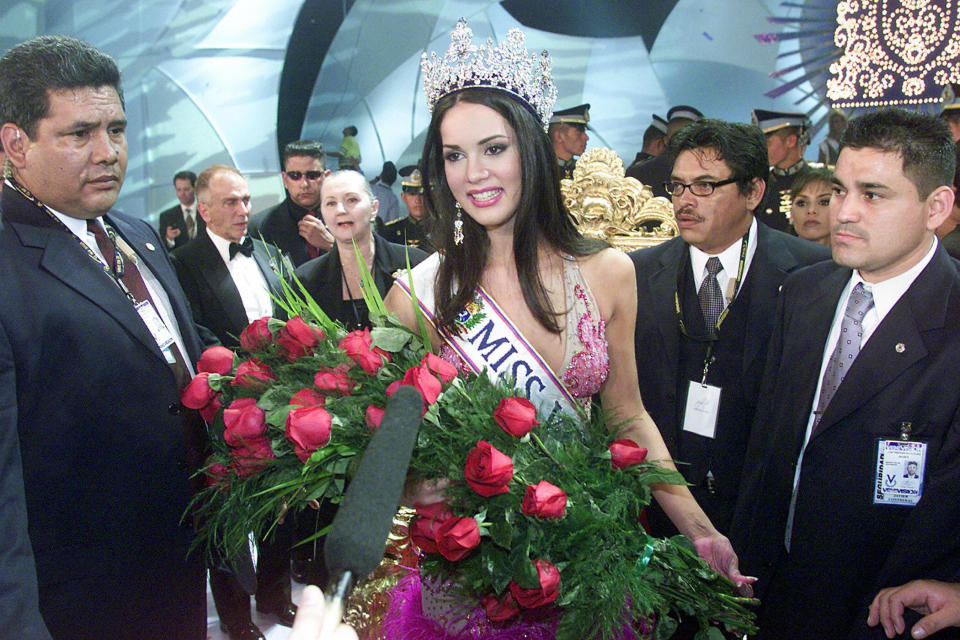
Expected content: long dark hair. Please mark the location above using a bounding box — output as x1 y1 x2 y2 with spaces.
422 88 605 335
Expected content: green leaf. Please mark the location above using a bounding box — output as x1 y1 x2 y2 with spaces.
489 519 513 549
370 326 412 352
265 406 292 428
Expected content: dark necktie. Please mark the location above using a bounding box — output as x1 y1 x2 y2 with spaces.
305 210 322 259
184 208 196 238
229 236 254 259
698 257 724 331
87 218 191 390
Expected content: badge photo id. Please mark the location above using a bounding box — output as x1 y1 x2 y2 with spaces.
682 382 721 439
874 439 927 506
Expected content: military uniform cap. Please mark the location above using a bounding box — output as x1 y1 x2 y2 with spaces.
751 108 810 134
666 105 703 122
550 103 590 127
399 165 424 194
941 83 960 114
651 114 668 135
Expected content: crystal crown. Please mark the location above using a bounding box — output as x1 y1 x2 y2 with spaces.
421 19 558 130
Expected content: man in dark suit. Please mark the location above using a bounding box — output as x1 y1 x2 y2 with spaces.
630 119 828 541
627 105 703 198
0 36 207 639
732 109 960 639
158 170 203 250
752 109 812 233
249 140 334 267
172 164 295 640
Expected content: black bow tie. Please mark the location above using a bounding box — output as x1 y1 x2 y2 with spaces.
229 237 254 259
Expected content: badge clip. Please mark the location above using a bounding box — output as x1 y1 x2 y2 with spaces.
900 421 912 441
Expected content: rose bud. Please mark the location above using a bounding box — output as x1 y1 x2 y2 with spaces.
340 328 391 375
365 404 385 431
277 316 324 362
521 481 567 520
289 387 326 407
402 363 442 405
464 441 513 497
409 502 453 554
223 397 267 446
609 439 648 470
313 368 354 395
197 346 235 375
198 394 223 423
509 559 561 609
230 437 276 478
286 405 332 463
204 460 230 489
420 352 458 384
385 380 402 397
239 317 273 352
494 396 540 438
435 516 481 561
231 358 276 390
482 591 520 622
181 372 216 409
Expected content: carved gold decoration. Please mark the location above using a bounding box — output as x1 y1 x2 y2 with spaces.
827 0 960 108
561 147 677 252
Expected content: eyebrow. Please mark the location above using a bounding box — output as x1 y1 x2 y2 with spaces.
833 177 891 191
669 173 725 181
442 133 510 149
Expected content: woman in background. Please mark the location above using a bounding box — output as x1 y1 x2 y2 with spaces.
790 166 833 245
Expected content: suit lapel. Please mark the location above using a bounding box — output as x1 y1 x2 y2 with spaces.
252 240 285 303
192 233 250 334
646 239 684 385
740 225 790 373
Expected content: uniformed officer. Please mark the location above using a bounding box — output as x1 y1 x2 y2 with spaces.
752 109 812 232
627 105 703 198
549 103 590 179
382 166 434 253
940 83 960 142
627 113 668 172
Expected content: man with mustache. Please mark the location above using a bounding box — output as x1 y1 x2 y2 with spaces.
732 109 960 639
629 119 828 548
0 36 208 638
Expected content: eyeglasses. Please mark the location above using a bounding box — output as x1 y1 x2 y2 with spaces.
284 170 324 181
664 177 738 197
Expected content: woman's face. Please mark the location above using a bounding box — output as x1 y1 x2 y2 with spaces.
439 101 522 235
319 172 378 245
791 180 832 244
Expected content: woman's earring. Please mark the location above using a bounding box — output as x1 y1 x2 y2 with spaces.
453 202 464 246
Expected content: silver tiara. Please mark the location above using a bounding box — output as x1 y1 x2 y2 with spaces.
421 19 558 130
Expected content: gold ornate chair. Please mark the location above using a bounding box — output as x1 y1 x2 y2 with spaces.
561 148 677 251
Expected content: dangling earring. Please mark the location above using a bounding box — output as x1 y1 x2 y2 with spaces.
453 202 464 246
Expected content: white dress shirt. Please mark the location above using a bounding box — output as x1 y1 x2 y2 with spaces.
206 228 274 323
689 217 758 308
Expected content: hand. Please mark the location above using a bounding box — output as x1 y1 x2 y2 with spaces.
691 531 756 597
289 585 358 640
165 225 181 241
299 214 335 252
868 580 960 638
401 477 450 507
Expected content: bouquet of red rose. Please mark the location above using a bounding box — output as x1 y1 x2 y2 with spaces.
182 273 756 639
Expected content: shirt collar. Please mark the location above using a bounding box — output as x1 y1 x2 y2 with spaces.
849 236 938 321
49 208 95 239
206 227 248 264
689 217 758 286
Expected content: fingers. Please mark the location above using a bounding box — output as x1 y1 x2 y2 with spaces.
289 585 326 640
914 607 954 639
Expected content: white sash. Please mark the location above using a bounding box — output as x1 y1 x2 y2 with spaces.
396 254 581 417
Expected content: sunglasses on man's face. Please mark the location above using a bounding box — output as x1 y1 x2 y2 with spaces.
284 171 324 181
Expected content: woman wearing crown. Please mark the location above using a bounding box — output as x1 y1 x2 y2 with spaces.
380 20 753 637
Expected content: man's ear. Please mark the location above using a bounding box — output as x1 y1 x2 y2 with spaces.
0 123 27 168
197 202 212 224
925 184 956 231
746 176 766 211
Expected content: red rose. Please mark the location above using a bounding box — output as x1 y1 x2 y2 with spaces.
494 397 540 438
197 346 234 375
181 372 216 409
204 460 230 488
230 437 276 478
199 394 222 423
223 397 267 446
609 439 648 470
314 368 354 395
420 352 458 384
464 441 513 497
509 559 561 609
482 591 520 622
365 405 385 431
231 358 276 390
385 380 402 397
402 363 442 405
435 516 481 561
289 388 326 407
409 503 452 554
339 328 391 375
277 316 324 362
286 405 332 462
521 481 567 519
239 317 273 352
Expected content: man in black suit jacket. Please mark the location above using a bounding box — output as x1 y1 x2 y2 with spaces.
627 105 703 198
158 170 204 250
732 109 960 639
631 119 829 542
0 36 207 639
172 165 296 640
249 140 334 267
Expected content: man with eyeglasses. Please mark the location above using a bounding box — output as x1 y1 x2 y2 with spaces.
249 140 334 267
629 119 828 549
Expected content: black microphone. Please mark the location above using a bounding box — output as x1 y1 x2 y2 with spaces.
320 385 424 633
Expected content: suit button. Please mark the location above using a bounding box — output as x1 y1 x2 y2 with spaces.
168 402 182 415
